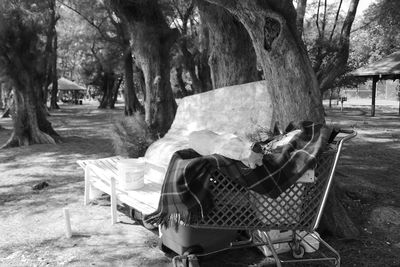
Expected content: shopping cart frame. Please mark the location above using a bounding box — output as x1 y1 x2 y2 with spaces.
168 129 356 267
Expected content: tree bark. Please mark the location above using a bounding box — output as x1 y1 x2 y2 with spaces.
110 0 177 135
174 2 207 94
1 78 13 119
194 19 213 93
44 0 59 110
197 1 259 89
133 63 146 98
175 66 190 97
316 0 359 93
111 77 122 109
179 41 204 93
0 82 3 110
98 72 119 109
296 0 307 37
123 48 144 115
2 83 58 149
319 182 360 237
204 0 324 127
50 33 59 110
0 5 59 149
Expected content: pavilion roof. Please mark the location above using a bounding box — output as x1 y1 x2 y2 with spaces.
55 77 86 91
349 51 400 79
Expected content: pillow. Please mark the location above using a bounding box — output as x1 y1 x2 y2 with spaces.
188 130 262 168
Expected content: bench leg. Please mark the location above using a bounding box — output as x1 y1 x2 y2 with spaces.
84 165 91 206
84 165 104 206
110 177 117 225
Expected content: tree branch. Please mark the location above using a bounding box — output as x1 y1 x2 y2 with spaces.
321 0 327 38
296 0 307 37
340 0 359 41
316 0 321 37
56 0 119 43
329 0 343 41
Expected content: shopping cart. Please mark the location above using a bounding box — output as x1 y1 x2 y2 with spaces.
161 129 356 267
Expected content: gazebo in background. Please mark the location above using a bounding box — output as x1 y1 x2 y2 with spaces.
55 77 86 104
349 51 400 116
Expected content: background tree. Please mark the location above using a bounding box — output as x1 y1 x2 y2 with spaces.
59 0 122 109
0 3 59 148
45 0 60 110
301 0 360 94
110 0 178 135
168 0 212 94
59 0 144 113
349 0 400 69
0 78 13 118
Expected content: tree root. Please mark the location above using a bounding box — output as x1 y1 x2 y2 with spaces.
31 130 56 145
319 182 360 238
0 132 20 149
0 130 56 149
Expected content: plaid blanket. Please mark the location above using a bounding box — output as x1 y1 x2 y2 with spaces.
144 121 333 227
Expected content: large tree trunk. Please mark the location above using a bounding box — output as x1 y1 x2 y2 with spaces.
296 0 307 37
123 48 144 116
98 72 119 109
50 33 59 110
133 63 146 98
111 77 122 109
2 82 58 149
0 81 11 112
0 4 60 149
203 0 358 238
174 66 190 97
179 42 205 93
43 0 59 110
204 0 324 127
194 20 213 94
197 1 259 88
0 82 3 110
111 0 177 135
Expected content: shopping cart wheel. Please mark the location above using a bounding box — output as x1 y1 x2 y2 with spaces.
183 246 203 267
172 254 200 267
186 254 200 267
292 245 305 259
183 245 203 255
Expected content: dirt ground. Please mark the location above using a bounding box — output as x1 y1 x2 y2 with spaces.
1 99 400 267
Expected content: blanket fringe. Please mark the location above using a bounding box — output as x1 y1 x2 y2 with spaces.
144 211 203 229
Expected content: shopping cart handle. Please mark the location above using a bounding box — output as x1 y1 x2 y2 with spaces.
338 129 357 143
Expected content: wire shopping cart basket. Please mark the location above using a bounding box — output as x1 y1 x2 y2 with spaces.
164 129 356 267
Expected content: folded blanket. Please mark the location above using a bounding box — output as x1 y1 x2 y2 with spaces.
144 121 332 227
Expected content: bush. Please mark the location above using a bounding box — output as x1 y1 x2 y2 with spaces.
110 113 156 158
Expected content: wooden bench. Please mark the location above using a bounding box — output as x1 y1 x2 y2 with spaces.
77 156 167 224
77 81 273 224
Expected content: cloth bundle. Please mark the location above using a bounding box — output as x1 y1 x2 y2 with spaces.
144 121 333 227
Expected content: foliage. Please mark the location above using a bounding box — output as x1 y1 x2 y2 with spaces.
302 0 359 92
0 3 46 89
110 113 156 158
57 5 94 83
58 0 135 110
303 0 345 66
57 0 123 86
349 0 400 68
